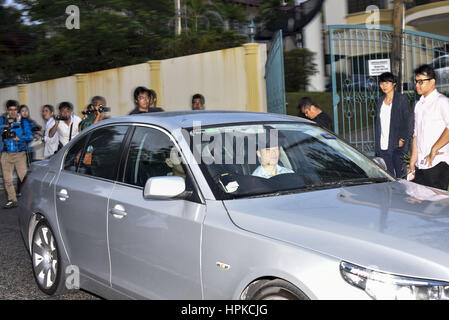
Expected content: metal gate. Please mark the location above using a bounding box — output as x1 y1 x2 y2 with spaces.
329 25 449 155
266 30 286 114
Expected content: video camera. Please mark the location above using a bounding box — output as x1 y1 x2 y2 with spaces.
82 109 94 116
81 104 110 115
1 124 19 140
98 105 110 113
54 115 69 121
31 124 42 132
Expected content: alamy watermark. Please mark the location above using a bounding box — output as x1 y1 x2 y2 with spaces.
365 5 380 29
65 5 80 30
65 265 80 290
170 121 279 166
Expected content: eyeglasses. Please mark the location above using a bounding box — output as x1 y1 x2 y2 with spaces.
414 78 432 85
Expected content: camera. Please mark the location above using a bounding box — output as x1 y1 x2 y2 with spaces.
82 109 94 116
31 125 42 132
1 124 19 140
98 105 110 113
54 115 69 121
82 104 94 116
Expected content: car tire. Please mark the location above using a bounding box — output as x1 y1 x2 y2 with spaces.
248 279 309 300
31 220 67 296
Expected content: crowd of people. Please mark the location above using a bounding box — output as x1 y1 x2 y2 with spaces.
298 64 449 191
0 86 205 208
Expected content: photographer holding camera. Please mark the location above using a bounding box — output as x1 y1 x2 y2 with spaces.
0 100 33 209
49 101 81 149
79 96 109 131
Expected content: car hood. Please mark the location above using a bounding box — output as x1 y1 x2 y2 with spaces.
223 180 449 280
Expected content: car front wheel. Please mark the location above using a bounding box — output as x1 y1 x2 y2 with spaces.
31 220 65 295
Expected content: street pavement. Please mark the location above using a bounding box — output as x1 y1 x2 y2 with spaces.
0 190 99 300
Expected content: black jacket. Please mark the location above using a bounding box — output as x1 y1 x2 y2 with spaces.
375 91 413 155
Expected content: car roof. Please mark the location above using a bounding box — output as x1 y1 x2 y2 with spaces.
99 110 311 132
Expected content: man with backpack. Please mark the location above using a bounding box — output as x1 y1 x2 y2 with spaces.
0 100 33 208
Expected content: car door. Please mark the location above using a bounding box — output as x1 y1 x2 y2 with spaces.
108 125 206 299
55 125 129 284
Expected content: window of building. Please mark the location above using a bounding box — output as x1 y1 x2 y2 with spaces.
347 0 387 14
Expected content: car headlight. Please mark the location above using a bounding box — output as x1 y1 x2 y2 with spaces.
340 261 449 300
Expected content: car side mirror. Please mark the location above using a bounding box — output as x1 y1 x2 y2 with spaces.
143 176 186 200
372 157 388 172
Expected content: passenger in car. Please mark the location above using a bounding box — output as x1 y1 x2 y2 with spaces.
165 148 186 180
252 131 293 179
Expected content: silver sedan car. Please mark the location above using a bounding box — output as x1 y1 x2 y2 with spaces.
19 111 449 300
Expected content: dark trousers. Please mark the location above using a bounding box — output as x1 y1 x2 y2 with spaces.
379 149 406 178
415 162 449 191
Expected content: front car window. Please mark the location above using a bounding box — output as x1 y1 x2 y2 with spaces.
186 122 392 200
124 126 187 188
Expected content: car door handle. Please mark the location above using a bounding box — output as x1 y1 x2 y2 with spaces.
57 189 69 201
109 204 127 219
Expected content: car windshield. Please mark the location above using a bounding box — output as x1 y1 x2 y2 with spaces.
186 122 392 200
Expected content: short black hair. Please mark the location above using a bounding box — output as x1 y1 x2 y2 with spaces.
192 93 205 105
42 104 54 113
414 64 436 80
133 86 156 101
58 101 73 111
148 89 157 99
19 104 29 113
134 86 148 101
297 97 318 110
379 72 397 84
91 96 106 106
5 100 19 110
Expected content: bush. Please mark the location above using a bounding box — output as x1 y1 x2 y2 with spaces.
283 49 318 92
285 91 333 119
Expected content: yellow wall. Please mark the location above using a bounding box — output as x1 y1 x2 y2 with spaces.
0 43 267 124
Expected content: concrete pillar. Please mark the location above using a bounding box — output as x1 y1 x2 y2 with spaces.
243 43 262 112
148 60 162 107
17 84 27 105
75 73 88 117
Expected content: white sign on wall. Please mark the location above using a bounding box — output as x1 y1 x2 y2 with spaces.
368 59 391 76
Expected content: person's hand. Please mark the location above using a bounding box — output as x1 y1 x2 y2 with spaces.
407 165 415 181
424 147 444 167
398 139 404 148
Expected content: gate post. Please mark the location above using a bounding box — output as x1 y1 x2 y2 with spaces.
243 43 262 112
75 73 88 117
148 60 163 108
17 84 28 106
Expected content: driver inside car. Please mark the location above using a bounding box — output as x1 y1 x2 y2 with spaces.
252 130 294 179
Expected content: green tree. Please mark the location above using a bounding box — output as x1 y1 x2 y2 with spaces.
256 0 295 29
284 48 318 91
157 30 246 59
2 0 249 86
12 0 173 82
0 1 38 87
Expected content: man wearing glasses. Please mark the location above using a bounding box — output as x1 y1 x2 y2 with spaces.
129 87 164 114
407 64 449 190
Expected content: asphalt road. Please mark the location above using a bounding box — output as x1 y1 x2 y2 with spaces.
0 190 99 300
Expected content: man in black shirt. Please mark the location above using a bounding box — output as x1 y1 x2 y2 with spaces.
129 87 164 114
298 97 333 132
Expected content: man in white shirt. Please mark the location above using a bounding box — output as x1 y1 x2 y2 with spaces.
41 104 59 158
408 64 449 190
48 101 82 149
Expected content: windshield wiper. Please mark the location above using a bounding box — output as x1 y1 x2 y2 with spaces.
322 177 391 187
225 177 392 200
